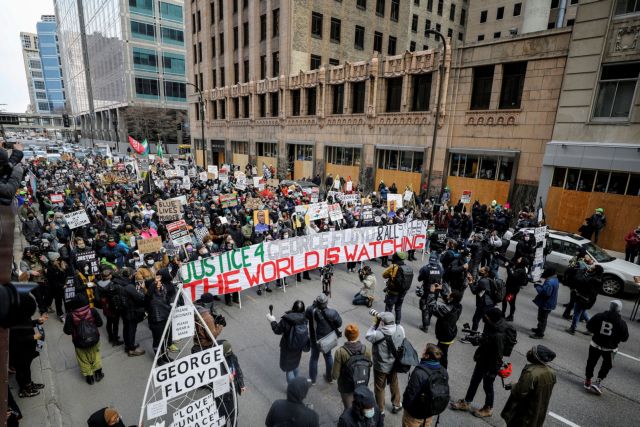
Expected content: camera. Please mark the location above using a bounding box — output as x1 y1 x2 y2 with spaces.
213 314 227 327
461 322 483 346
0 282 39 328
369 308 381 319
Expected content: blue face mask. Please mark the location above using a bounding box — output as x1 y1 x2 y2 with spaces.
363 408 375 419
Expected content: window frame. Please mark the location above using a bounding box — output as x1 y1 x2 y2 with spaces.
592 62 640 121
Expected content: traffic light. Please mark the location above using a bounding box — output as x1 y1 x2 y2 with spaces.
63 114 70 128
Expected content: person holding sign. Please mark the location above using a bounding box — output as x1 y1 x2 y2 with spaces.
145 269 176 366
254 209 270 233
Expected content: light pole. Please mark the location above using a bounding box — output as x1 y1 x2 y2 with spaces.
186 82 205 165
424 29 447 199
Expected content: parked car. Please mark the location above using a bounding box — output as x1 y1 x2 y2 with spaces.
506 229 640 296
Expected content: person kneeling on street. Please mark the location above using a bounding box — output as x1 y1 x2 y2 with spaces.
353 265 376 308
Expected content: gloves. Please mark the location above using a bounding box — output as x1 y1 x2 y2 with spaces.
266 314 276 322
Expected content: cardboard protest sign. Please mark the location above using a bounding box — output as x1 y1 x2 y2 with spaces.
307 202 329 221
50 193 64 204
137 236 163 254
266 178 280 187
403 191 414 202
167 220 191 246
461 190 472 204
199 171 208 182
157 199 182 222
254 210 270 233
328 204 343 222
245 197 261 210
63 209 90 229
235 176 247 190
207 165 218 179
180 220 428 299
171 305 195 341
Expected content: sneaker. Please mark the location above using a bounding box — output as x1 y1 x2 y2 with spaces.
29 383 45 390
459 337 471 344
265 287 273 293
530 327 540 333
590 379 603 395
128 348 146 357
472 406 493 418
257 289 262 296
583 378 592 390
391 405 402 414
419 326 429 333
565 328 575 335
19 389 39 398
324 375 334 384
168 344 179 353
450 399 471 411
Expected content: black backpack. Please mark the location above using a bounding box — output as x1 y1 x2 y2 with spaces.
287 319 310 352
103 282 125 313
392 265 414 294
490 278 507 303
503 323 518 357
73 312 100 349
385 335 419 373
413 365 450 417
341 345 372 391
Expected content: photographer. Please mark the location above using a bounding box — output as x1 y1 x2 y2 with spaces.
365 311 405 415
451 308 508 419
417 253 444 333
0 142 24 207
427 288 463 369
306 294 342 385
353 265 376 308
467 267 496 333
382 252 413 324
440 240 468 294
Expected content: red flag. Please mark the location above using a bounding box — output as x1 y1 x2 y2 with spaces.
128 136 145 154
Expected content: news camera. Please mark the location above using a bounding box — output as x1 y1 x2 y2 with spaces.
461 322 483 346
0 282 39 329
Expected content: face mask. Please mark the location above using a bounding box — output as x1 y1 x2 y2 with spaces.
77 242 86 249
108 242 116 248
28 216 34 220
524 236 530 241
146 259 155 266
83 266 90 274
186 247 193 253
363 408 375 419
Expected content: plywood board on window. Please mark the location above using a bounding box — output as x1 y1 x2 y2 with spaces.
375 169 421 194
446 176 510 207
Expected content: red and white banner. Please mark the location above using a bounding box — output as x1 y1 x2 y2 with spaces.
180 220 428 299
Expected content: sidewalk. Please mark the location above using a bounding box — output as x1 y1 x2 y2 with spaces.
11 221 63 427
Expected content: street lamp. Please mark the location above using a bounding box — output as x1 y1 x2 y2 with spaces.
186 81 205 165
424 29 447 199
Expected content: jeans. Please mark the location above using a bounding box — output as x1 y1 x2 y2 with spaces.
570 303 590 331
625 247 638 262
309 344 333 382
352 293 369 306
437 341 451 369
122 318 138 352
472 305 492 331
286 367 300 383
586 345 613 380
384 293 405 324
535 308 551 336
374 369 400 411
562 291 576 318
149 319 170 357
106 314 120 341
464 363 497 408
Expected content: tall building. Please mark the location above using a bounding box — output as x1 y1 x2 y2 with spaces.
537 0 640 252
20 32 41 113
36 15 66 113
55 0 189 152
465 0 579 43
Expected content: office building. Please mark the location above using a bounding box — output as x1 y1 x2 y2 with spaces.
55 0 189 152
20 32 41 113
36 15 67 113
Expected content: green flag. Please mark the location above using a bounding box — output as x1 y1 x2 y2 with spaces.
157 143 163 157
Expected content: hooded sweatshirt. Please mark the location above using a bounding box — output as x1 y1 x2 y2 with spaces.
265 377 319 427
338 386 384 427
365 323 405 374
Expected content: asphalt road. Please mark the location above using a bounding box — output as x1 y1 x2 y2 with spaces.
14 253 640 427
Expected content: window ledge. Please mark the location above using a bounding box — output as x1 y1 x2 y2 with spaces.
465 109 521 126
589 118 631 125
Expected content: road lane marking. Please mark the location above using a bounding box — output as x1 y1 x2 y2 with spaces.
548 411 580 427
617 351 640 362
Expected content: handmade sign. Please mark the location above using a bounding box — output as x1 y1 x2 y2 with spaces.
138 236 163 254
63 209 90 229
328 204 343 222
157 200 182 222
180 220 428 299
307 202 329 221
207 165 218 179
461 190 472 204
167 220 191 246
50 193 64 204
219 194 238 208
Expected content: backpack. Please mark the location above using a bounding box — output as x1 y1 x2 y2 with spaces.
73 310 100 349
103 282 125 313
503 323 518 357
385 335 419 373
391 265 414 294
287 319 310 352
414 365 450 417
490 278 507 303
341 345 372 391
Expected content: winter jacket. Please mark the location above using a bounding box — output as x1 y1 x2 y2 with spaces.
473 317 508 373
501 364 556 427
533 277 559 311
428 299 462 343
470 276 495 307
145 283 174 323
63 305 103 348
365 324 405 374
306 304 342 343
505 264 528 295
270 311 309 372
98 244 128 267
587 311 629 351
0 161 23 206
87 407 126 427
265 377 319 427
573 270 601 310
402 359 448 419
337 387 384 427
194 305 217 349
624 230 640 249
9 318 39 364
332 341 372 393
119 280 146 322
514 240 535 263
22 218 43 242
357 274 376 298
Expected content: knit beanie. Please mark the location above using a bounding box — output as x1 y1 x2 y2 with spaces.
610 300 622 313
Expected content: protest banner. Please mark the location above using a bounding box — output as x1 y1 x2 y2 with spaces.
219 193 238 208
50 193 64 204
63 209 90 229
461 190 472 204
167 220 191 246
235 176 247 190
307 202 329 221
176 169 186 178
199 171 208 182
171 305 195 341
157 199 182 222
245 197 261 210
138 236 163 254
532 226 548 282
180 220 428 299
328 204 343 222
254 210 270 233
207 165 218 179
75 248 99 274
152 345 224 399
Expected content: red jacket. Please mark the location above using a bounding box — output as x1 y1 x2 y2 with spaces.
624 230 640 249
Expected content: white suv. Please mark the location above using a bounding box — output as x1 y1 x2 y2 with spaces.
506 229 640 296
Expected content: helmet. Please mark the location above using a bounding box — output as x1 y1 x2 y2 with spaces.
498 362 513 379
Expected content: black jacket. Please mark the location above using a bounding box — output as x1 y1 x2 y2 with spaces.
428 299 462 342
403 359 448 419
87 407 126 427
587 311 629 350
305 304 342 342
271 311 309 372
470 276 494 307
514 240 535 262
117 276 146 321
145 283 174 323
573 270 601 310
266 377 319 427
505 264 528 294
0 155 23 206
338 386 384 427
474 318 508 373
